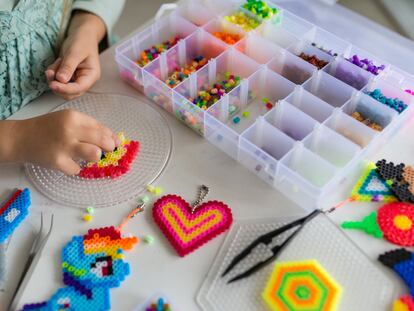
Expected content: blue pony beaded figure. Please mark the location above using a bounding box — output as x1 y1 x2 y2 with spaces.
22 226 138 310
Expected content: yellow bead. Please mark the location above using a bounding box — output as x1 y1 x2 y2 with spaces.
83 214 93 222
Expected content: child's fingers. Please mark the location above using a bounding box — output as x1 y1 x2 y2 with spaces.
45 58 62 82
55 157 81 175
79 130 117 153
56 52 84 83
49 80 82 99
73 143 102 163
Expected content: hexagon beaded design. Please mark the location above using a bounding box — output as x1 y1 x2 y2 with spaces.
79 132 140 179
152 194 233 257
22 226 138 310
262 260 342 311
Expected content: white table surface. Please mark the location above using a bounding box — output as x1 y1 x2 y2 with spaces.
1 1 414 310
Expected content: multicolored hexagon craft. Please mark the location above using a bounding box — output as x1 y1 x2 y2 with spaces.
79 132 139 179
262 260 342 311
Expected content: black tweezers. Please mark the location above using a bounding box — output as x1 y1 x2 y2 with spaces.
221 209 322 283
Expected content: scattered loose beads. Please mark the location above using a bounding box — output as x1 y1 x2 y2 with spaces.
262 97 274 110
347 54 385 75
189 73 241 109
405 89 414 96
147 185 163 196
311 43 338 57
145 297 172 311
233 116 241 124
242 0 278 20
213 31 241 45
367 89 408 113
351 111 382 131
165 56 207 88
144 235 155 245
229 104 237 115
85 206 94 215
299 52 328 70
82 214 92 222
242 111 250 118
136 37 180 67
224 11 260 31
140 195 151 204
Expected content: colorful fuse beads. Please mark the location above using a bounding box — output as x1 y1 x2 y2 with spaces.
342 202 414 246
262 260 342 311
379 249 414 311
22 226 138 310
136 37 181 67
367 89 408 114
376 159 414 203
299 52 328 70
347 55 385 75
224 11 260 31
0 188 31 243
79 132 140 179
152 194 233 257
242 0 278 20
144 297 173 311
165 56 207 88
351 162 397 203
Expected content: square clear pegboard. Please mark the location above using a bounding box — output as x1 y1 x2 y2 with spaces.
115 0 414 210
196 214 395 311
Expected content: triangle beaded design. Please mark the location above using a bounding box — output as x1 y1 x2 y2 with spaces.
351 163 397 202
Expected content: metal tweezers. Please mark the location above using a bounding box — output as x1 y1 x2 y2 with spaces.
221 209 322 283
8 213 54 311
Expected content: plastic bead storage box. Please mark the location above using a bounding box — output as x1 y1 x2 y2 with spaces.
115 0 414 210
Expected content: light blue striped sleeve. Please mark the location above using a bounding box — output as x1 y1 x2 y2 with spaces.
72 0 126 37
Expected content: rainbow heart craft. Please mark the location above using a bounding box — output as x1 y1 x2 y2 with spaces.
152 194 233 257
79 132 139 179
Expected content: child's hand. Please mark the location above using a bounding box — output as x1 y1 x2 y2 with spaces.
45 12 107 100
14 110 120 175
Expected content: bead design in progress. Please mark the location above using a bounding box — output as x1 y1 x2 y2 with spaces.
79 132 140 179
379 249 414 311
262 260 342 311
342 202 414 246
22 226 138 310
351 162 397 203
0 188 31 243
152 194 233 257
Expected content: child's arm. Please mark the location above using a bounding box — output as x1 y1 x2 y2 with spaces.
45 11 107 100
0 110 120 174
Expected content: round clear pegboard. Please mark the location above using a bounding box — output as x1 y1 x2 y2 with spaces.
25 93 172 208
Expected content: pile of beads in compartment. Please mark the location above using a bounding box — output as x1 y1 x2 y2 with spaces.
347 55 385 75
224 11 260 31
367 89 408 113
136 37 180 67
311 43 338 57
242 0 278 20
189 73 241 110
299 52 328 70
165 56 207 88
213 32 241 45
351 111 382 131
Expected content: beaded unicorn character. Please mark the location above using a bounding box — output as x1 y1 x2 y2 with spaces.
22 226 138 310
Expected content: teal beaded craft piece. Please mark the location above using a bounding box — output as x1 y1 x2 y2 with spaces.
0 188 31 243
22 226 138 310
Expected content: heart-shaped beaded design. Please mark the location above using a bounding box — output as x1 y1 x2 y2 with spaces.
152 194 233 257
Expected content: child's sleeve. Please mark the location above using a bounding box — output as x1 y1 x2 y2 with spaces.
71 0 126 41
